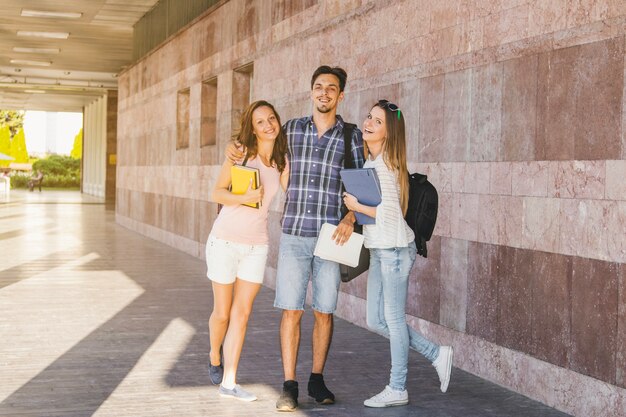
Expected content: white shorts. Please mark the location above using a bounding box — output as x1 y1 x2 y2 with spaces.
205 235 269 284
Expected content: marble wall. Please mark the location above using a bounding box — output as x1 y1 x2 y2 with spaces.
116 1 626 416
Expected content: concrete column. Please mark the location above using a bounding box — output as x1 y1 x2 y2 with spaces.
83 95 107 198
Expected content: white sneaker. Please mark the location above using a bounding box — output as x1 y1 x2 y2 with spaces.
433 345 453 393
363 385 408 408
218 384 257 402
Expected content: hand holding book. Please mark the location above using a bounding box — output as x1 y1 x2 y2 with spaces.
340 168 382 224
239 180 264 206
231 164 262 209
343 192 377 221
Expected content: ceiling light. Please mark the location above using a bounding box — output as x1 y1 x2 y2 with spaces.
10 59 52 67
21 9 82 19
13 47 60 54
24 90 45 94
17 31 69 39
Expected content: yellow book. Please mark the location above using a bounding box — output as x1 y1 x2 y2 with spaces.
230 164 261 209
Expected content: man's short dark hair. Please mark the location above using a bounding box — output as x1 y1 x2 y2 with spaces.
311 65 347 92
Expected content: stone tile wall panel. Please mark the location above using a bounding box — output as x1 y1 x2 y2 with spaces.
443 69 471 162
407 235 441 323
418 75 445 162
511 161 549 197
531 251 571 368
570 257 619 383
439 238 469 332
470 63 503 161
467 242 499 343
501 55 537 161
573 37 623 160
521 196 561 253
496 246 534 354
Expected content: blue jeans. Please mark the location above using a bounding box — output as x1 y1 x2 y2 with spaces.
367 241 440 391
274 233 342 313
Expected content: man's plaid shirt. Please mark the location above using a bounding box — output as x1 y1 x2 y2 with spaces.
282 115 364 237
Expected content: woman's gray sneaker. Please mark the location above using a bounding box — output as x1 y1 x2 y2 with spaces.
218 384 257 402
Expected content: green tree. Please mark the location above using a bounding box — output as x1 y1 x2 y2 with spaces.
70 128 83 159
0 110 25 137
10 128 29 163
0 125 11 167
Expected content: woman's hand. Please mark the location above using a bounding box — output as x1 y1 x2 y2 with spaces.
343 192 361 212
343 192 377 220
240 180 264 205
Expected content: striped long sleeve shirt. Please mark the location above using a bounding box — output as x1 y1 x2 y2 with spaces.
362 153 415 248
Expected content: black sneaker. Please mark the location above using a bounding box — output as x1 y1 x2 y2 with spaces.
308 373 335 405
276 380 298 412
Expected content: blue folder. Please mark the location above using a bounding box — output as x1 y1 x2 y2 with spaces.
340 168 382 225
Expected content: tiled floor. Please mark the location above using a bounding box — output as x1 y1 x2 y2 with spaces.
0 190 572 416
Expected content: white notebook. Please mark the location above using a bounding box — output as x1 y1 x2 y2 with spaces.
314 223 365 267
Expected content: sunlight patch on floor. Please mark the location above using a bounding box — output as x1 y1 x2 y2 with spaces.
0 253 144 402
92 318 205 417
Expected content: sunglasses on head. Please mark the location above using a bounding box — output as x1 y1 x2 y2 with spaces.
377 100 401 119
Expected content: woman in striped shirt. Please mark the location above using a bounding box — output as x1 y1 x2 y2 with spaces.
343 100 453 408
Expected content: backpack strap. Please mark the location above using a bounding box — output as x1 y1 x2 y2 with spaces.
341 122 357 222
342 123 356 169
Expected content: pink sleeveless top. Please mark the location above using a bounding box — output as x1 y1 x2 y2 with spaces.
210 156 282 245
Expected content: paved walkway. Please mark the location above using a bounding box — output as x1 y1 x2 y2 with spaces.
0 190 571 417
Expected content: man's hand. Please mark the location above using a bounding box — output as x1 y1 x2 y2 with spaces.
332 216 355 245
225 141 245 164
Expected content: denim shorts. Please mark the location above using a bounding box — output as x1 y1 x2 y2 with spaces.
274 232 341 314
205 235 268 284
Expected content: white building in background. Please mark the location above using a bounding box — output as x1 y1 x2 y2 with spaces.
24 111 83 157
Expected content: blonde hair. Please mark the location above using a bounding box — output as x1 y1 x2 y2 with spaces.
372 101 409 215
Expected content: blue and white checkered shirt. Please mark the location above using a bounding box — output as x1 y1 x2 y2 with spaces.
282 115 364 237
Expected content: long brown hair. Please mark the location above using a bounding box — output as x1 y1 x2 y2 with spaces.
234 100 287 172
372 101 409 215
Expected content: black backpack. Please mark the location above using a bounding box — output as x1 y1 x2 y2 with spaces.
405 173 438 258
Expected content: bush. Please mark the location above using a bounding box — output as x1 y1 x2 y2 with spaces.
10 172 80 189
24 155 81 189
44 173 80 188
33 155 80 177
10 173 29 188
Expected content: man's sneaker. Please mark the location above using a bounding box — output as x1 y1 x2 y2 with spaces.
218 384 257 402
433 345 453 393
276 380 298 412
364 385 409 408
308 373 335 404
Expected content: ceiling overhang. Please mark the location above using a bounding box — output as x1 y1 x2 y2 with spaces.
0 0 160 112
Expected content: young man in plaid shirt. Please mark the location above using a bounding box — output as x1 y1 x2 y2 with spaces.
226 66 364 411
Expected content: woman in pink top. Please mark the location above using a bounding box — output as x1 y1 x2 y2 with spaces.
206 100 289 401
